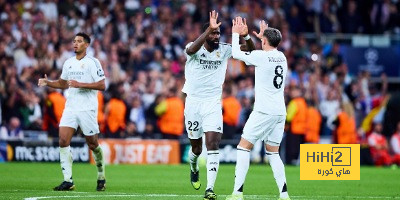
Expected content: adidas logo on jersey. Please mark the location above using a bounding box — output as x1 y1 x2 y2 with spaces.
217 127 221 130
201 53 206 57
209 167 217 172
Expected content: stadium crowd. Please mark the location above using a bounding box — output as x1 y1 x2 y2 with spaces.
1 0 400 165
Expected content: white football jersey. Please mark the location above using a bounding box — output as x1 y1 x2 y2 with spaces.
182 42 232 100
60 55 105 112
232 33 287 115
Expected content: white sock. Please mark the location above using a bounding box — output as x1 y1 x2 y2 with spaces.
266 151 288 199
233 146 250 194
59 146 73 183
189 148 199 172
206 150 219 190
93 146 105 180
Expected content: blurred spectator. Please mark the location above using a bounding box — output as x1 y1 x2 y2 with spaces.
305 100 321 144
222 85 241 139
19 91 42 130
104 83 127 138
324 42 342 72
383 92 400 138
287 5 303 33
155 88 184 140
316 72 330 101
368 123 392 166
128 96 146 135
386 2 400 34
315 1 339 34
360 76 388 135
124 121 139 138
237 77 254 99
145 94 164 138
319 88 340 136
333 102 358 144
3 75 23 123
37 0 58 22
285 87 307 165
141 79 157 109
370 0 391 34
390 121 400 165
226 58 245 79
238 96 253 133
0 117 24 140
42 88 66 137
297 0 316 32
339 0 363 33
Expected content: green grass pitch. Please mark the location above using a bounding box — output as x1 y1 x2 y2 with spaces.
0 163 399 199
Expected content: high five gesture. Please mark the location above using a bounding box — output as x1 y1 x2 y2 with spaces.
209 10 222 30
232 16 255 52
232 16 248 36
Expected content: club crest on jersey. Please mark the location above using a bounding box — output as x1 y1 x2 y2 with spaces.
97 69 105 77
81 63 85 68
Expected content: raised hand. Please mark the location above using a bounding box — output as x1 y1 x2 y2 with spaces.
236 16 249 36
232 16 244 35
209 10 222 30
38 74 48 87
253 20 268 40
232 17 241 34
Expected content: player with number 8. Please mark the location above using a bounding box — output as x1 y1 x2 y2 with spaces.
226 19 290 200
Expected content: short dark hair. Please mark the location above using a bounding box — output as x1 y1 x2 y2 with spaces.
263 28 282 47
75 32 91 44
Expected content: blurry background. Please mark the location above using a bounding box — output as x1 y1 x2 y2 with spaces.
0 0 400 166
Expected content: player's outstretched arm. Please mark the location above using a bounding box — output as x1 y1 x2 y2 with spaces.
235 17 255 52
68 79 106 91
38 74 69 89
231 17 257 65
186 10 221 55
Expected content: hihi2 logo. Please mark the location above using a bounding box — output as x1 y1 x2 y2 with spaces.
300 144 360 180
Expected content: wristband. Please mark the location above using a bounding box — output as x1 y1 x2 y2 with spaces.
243 34 251 40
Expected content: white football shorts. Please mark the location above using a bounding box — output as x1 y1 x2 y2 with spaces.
242 111 286 146
184 97 223 139
59 110 99 136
